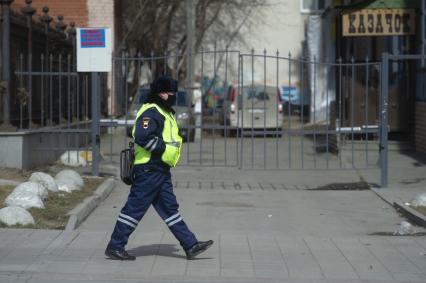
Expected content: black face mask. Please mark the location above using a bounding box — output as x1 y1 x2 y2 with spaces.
165 94 177 108
146 92 176 114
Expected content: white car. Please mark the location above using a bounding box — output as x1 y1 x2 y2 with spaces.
222 85 283 136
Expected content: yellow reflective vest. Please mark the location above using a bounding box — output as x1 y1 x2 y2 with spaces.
132 103 182 167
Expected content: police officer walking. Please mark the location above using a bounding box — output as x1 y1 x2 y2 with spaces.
105 76 213 260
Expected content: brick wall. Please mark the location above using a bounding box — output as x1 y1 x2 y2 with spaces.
12 0 89 27
87 0 115 45
415 102 426 154
12 0 120 46
87 0 118 115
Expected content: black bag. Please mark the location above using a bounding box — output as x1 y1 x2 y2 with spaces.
120 142 135 185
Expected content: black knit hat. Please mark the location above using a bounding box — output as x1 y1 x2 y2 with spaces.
150 76 178 94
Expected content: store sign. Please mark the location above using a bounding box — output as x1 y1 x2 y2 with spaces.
342 9 415 37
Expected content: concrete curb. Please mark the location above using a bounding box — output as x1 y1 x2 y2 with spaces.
65 178 115 231
371 188 426 228
370 188 394 206
394 201 426 228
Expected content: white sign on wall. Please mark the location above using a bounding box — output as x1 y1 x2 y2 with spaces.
77 28 112 72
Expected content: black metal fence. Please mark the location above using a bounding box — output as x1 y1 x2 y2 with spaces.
0 0 81 129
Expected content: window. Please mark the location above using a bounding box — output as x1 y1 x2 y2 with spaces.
243 87 270 101
300 0 329 14
176 91 188 106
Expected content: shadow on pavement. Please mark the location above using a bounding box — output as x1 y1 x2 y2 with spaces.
128 244 185 259
399 149 426 167
128 244 213 260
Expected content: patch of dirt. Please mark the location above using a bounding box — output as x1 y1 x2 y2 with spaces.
310 182 370 191
410 205 426 216
0 166 105 229
0 168 37 182
0 185 15 203
27 177 104 229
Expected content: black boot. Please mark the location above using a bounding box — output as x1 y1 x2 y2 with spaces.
185 240 214 260
105 247 136 260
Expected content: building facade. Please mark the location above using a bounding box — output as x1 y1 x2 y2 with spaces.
302 0 425 153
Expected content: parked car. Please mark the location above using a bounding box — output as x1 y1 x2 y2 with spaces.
221 84 283 136
125 85 150 137
280 85 310 115
174 90 195 142
126 87 195 142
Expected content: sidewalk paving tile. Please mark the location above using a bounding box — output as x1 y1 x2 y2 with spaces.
252 264 288 279
0 229 34 248
186 263 221 278
303 236 359 279
247 235 288 278
331 237 394 281
186 234 220 277
82 259 121 274
219 234 254 277
248 235 286 264
45 260 86 274
0 264 30 272
220 266 255 278
274 237 323 279
25 261 50 272
66 231 108 249
414 237 426 250
0 229 36 258
114 232 165 275
359 237 426 282
386 237 426 271
59 248 96 262
150 234 187 276
115 259 156 276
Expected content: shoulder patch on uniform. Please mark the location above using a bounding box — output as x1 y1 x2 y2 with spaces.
142 117 151 129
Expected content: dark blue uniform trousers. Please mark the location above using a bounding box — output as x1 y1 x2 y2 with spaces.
107 165 198 251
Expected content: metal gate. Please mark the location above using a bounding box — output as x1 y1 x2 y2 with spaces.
12 50 390 187
100 50 388 184
237 52 386 173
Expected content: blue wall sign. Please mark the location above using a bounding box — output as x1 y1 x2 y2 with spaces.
80 29 106 48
